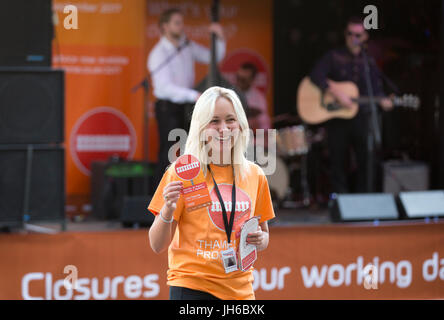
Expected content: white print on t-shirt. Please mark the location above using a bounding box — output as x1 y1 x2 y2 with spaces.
196 239 238 260
207 184 252 233
210 200 250 213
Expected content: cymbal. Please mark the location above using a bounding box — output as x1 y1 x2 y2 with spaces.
246 108 262 118
272 113 301 124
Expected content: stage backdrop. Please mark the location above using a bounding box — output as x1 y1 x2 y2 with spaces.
54 0 273 216
0 222 443 300
52 0 147 214
145 0 274 163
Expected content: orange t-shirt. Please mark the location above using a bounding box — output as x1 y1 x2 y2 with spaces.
147 161 275 300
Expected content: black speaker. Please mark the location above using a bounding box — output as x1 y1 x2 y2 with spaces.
0 145 65 228
120 195 155 228
0 68 64 144
0 0 53 67
330 193 399 222
91 160 154 220
383 161 429 193
398 191 444 219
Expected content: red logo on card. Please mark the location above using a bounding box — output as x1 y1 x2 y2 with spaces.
175 154 201 180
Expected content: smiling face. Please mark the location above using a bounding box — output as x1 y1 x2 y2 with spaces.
204 97 240 164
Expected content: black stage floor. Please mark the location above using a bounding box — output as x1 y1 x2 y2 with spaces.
8 206 331 234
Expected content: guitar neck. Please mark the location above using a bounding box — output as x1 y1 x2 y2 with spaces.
353 96 385 104
352 95 420 110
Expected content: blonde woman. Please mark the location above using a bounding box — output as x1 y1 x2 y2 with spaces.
148 86 275 300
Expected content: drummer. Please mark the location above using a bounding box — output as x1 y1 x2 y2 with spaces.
235 62 271 149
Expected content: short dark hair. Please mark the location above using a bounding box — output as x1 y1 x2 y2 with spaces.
240 62 258 78
346 15 364 28
158 8 182 31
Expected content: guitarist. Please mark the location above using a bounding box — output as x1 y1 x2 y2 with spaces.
309 16 393 194
148 8 226 186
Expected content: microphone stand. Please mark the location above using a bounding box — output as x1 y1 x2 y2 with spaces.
131 38 190 161
361 44 381 193
132 77 150 161
368 55 400 95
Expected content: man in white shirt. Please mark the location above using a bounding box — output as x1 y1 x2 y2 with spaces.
148 8 226 185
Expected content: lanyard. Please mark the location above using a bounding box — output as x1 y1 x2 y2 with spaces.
207 165 236 244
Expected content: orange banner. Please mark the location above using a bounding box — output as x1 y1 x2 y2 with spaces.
0 222 443 300
52 0 147 207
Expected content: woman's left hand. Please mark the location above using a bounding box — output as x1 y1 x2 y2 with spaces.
246 225 268 250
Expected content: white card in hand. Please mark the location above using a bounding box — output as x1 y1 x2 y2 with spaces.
239 216 260 271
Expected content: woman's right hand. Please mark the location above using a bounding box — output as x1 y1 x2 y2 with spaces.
150 180 183 254
162 181 183 213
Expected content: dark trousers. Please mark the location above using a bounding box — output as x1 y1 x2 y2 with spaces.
326 112 371 194
154 100 192 187
169 286 220 300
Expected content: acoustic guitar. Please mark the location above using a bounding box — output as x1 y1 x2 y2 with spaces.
297 77 420 125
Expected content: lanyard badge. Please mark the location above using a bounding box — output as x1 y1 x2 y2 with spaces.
207 165 238 274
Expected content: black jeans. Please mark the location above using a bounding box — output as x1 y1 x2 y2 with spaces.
169 286 220 300
154 100 193 187
326 111 371 194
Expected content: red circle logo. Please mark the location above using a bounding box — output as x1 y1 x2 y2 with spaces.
174 154 201 180
207 184 252 237
70 107 137 175
220 48 270 94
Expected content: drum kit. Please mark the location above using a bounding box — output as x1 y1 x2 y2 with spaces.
276 125 309 156
259 114 325 208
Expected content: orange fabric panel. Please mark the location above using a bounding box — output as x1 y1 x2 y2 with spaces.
53 0 146 196
0 222 443 300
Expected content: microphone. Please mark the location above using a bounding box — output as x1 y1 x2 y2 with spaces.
352 38 362 47
353 39 369 51
150 37 191 76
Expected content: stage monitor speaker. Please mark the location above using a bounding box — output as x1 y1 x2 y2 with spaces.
120 196 154 228
0 0 53 67
398 191 444 218
0 68 64 144
330 193 399 222
91 160 154 220
0 145 65 228
383 161 429 194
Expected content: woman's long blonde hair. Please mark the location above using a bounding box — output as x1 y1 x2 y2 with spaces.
183 86 251 181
